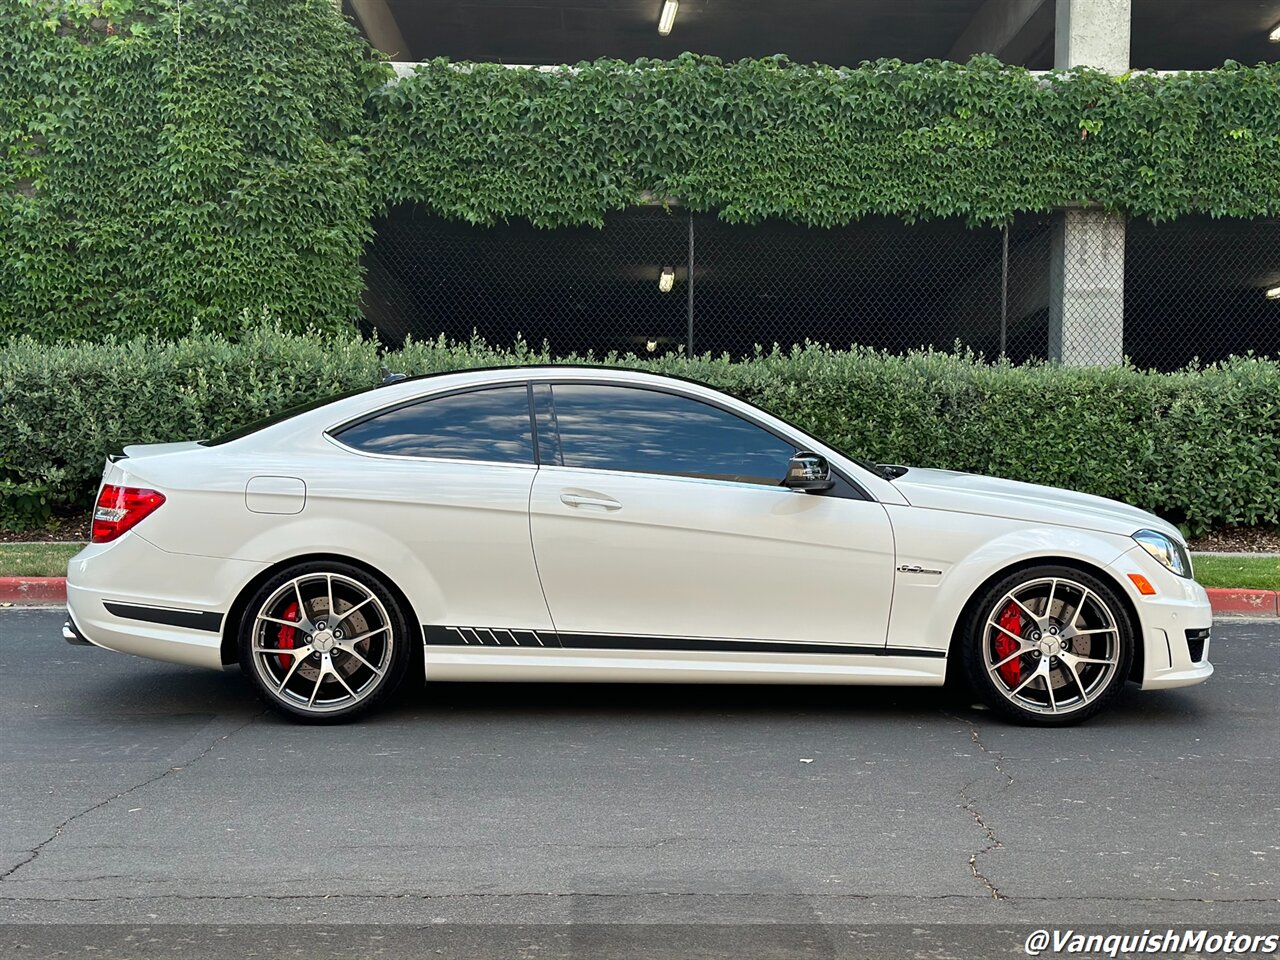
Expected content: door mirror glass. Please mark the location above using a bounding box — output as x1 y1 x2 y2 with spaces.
784 452 834 492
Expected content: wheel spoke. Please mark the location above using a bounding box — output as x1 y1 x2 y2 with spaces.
292 580 314 631
1062 656 1090 704
989 647 1027 674
988 621 1025 644
1070 588 1099 629
330 595 374 628
329 665 358 699
327 574 335 622
1009 661 1047 698
276 652 307 693
1071 627 1118 637
338 643 384 676
1010 595 1041 624
254 643 313 658
1045 672 1058 713
307 669 324 707
259 614 303 629
1044 579 1057 619
347 625 390 644
1063 653 1117 666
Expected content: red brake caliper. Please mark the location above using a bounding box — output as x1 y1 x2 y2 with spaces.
994 602 1023 686
276 601 299 672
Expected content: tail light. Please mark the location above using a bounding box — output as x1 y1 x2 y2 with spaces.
91 485 166 543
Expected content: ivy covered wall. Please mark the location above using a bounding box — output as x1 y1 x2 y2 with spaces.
0 0 386 341
5 0 1280 341
370 55 1280 228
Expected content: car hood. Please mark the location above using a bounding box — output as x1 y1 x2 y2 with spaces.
891 467 1183 542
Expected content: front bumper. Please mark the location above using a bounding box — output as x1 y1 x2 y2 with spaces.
1109 546 1214 690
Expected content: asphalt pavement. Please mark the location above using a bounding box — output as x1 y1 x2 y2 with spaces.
0 608 1276 957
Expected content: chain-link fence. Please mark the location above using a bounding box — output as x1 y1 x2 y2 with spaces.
1126 215 1280 370
362 205 1280 370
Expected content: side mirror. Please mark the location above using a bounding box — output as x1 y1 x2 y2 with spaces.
785 451 834 493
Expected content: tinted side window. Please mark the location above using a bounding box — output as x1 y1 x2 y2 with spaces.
334 386 534 464
546 384 795 485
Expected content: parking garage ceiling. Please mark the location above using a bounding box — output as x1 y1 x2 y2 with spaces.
345 0 1280 71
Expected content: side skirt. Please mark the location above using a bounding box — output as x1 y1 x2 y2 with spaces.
421 626 946 686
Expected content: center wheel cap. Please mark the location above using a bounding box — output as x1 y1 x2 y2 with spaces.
312 630 336 653
1038 638 1058 657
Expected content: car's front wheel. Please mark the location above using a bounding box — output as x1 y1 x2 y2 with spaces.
962 565 1134 726
238 562 411 723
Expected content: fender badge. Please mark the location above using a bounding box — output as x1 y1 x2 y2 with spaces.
897 564 942 576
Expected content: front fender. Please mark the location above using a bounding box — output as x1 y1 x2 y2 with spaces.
882 505 1135 653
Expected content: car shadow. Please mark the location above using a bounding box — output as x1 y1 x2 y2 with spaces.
67 660 1212 730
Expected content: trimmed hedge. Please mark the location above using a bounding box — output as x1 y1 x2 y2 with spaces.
3 326 1279 535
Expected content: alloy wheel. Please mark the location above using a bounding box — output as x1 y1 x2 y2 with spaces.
981 576 1122 717
248 572 396 715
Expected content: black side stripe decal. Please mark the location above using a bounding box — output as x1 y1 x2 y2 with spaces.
423 625 550 647
422 625 944 658
104 601 223 633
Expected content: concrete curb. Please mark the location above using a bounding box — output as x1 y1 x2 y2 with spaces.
2 577 1278 618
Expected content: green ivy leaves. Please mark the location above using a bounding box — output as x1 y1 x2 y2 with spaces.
0 0 388 342
370 54 1280 229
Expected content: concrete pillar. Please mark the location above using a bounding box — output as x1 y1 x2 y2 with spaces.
1049 208 1125 366
1054 0 1130 71
1049 0 1130 364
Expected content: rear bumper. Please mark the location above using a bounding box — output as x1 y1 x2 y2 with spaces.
62 614 92 646
65 532 264 671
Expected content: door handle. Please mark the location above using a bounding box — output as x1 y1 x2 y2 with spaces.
560 493 621 511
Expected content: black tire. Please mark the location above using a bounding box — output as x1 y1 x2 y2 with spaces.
238 561 412 723
961 565 1134 726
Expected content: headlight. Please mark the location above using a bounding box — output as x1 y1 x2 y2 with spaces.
1133 529 1193 579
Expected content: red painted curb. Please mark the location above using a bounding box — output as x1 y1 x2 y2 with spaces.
0 577 67 605
1206 587 1280 617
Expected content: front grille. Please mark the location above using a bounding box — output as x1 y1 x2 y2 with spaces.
1185 628 1210 663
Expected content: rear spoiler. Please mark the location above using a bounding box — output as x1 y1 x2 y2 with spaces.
107 450 129 463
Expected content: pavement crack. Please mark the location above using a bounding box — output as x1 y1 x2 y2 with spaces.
950 713 1014 901
0 711 265 883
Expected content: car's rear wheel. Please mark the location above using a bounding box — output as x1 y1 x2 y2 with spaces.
238 562 411 723
962 565 1134 726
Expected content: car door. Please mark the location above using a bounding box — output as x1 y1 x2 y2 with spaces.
327 383 555 640
527 382 896 651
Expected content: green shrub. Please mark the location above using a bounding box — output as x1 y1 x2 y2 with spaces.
3 326 1279 535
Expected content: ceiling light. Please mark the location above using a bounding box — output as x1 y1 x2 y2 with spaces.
1270 22 1280 42
658 267 675 293
1266 286 1280 299
658 0 678 36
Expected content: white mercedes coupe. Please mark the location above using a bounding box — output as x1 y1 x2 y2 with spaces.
64 366 1212 725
